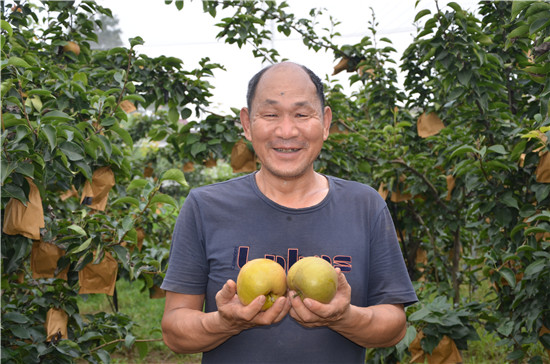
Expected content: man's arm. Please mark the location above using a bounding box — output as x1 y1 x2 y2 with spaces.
162 279 290 354
288 269 407 348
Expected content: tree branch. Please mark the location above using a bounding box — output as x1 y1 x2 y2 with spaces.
390 157 450 211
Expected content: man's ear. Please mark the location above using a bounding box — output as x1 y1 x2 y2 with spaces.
322 106 332 141
240 107 253 141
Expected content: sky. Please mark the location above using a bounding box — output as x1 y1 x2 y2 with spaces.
97 0 480 114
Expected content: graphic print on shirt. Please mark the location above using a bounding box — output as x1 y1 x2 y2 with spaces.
235 246 352 272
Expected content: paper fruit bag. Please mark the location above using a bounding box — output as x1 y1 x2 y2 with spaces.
536 151 550 183
78 251 118 295
31 240 68 280
80 166 115 211
417 112 445 138
2 177 45 240
231 139 256 173
409 331 462 364
45 307 68 342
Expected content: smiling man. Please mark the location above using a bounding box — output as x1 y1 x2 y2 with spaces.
161 62 417 364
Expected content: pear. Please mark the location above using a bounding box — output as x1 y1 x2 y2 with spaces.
287 256 338 304
237 258 287 311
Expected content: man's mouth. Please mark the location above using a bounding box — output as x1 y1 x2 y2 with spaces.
274 148 301 153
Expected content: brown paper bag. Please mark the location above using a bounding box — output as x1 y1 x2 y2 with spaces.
409 331 463 364
31 240 68 280
332 57 350 75
45 307 68 342
119 100 136 113
183 161 195 172
204 158 217 168
78 251 118 296
231 139 256 173
2 177 45 240
536 151 550 183
136 227 145 252
60 185 79 201
80 167 115 211
446 175 456 201
329 121 349 135
417 112 445 138
150 285 166 299
378 182 389 200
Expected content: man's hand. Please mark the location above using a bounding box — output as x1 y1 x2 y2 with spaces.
288 268 352 327
216 279 290 332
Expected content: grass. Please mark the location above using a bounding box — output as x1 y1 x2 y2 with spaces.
77 279 202 363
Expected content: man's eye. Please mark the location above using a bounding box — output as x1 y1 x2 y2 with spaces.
296 114 308 118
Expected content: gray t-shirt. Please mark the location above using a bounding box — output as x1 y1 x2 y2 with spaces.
161 173 417 363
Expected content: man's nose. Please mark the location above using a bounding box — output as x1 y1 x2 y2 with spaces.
275 114 299 138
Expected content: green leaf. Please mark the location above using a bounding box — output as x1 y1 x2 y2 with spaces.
111 124 133 148
508 24 529 39
525 210 550 223
161 168 188 187
27 89 52 97
1 161 17 185
111 196 140 207
112 244 129 269
129 36 145 47
68 224 87 236
1 19 13 37
524 259 546 278
488 145 507 155
497 320 514 336
451 145 478 159
447 2 462 12
123 94 146 103
499 267 516 288
529 15 550 35
8 56 31 68
124 333 136 348
77 331 102 343
414 9 431 22
150 193 178 208
190 142 207 157
41 124 57 150
59 141 84 161
168 107 179 123
180 107 192 120
3 312 29 324
68 238 92 255
128 178 149 191
2 184 28 204
457 69 472 86
42 110 73 122
501 192 519 210
11 326 30 339
511 0 532 18
15 162 34 179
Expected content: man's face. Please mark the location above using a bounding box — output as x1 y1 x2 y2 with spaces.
241 64 332 180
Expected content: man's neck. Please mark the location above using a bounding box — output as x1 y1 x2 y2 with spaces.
254 170 329 209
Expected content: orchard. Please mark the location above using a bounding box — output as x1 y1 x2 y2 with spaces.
1 1 549 363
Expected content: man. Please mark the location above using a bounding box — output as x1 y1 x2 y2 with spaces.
161 62 417 363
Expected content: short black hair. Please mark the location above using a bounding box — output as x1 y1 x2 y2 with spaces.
246 63 325 113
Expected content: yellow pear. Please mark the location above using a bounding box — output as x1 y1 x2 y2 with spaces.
237 258 287 311
287 256 338 304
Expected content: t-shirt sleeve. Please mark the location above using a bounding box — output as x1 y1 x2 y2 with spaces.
366 204 418 307
160 192 209 294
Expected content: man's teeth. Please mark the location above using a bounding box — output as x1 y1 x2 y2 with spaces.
274 148 300 152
